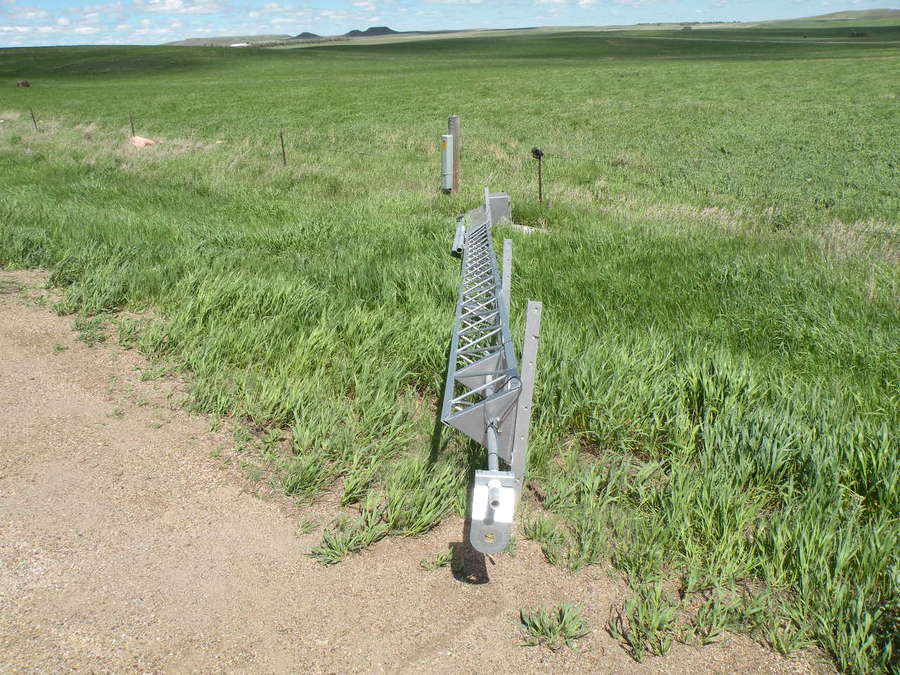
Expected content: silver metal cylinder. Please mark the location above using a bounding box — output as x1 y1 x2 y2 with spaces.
451 219 465 257
487 479 502 510
486 424 500 472
441 134 454 193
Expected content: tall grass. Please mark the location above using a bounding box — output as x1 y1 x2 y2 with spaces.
1 28 897 672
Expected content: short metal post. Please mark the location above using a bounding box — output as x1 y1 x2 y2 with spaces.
441 134 454 194
451 217 465 257
538 157 543 203
279 130 287 167
130 114 135 137
30 108 38 132
448 115 460 194
531 147 544 203
511 301 542 502
501 239 512 321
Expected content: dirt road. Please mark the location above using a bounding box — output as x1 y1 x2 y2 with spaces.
0 271 820 673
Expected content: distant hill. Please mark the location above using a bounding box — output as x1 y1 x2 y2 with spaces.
768 8 900 26
165 34 289 46
344 26 397 37
800 8 900 21
163 9 900 48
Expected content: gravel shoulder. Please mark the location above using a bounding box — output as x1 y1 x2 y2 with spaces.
0 270 822 674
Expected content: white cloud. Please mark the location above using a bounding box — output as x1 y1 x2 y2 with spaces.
133 25 174 34
66 2 125 17
134 0 224 15
8 6 48 19
261 2 292 12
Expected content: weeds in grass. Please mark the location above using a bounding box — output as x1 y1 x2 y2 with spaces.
523 512 567 565
73 314 106 346
682 590 743 646
609 583 679 661
383 459 462 536
115 317 141 349
282 451 332 502
261 428 282 461
341 455 379 506
520 602 589 651
567 510 607 572
419 547 453 571
240 460 263 483
296 518 317 535
309 510 389 565
139 367 167 381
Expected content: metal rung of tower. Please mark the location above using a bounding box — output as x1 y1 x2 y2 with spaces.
442 188 542 555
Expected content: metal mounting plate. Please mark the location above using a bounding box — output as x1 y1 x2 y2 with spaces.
470 470 516 554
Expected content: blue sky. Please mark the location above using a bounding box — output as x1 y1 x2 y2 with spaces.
0 0 894 47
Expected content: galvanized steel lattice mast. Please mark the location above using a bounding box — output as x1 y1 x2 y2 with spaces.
442 189 542 554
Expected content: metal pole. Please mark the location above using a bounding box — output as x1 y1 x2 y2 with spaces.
511 301 542 503
502 239 512 321
538 156 543 203
486 425 500 472
440 134 453 194
448 115 460 194
451 217 465 257
130 115 135 137
30 108 38 132
279 130 287 167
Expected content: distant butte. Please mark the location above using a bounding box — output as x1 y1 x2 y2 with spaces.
344 26 398 37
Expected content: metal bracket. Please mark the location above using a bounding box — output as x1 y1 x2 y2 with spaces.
470 470 516 554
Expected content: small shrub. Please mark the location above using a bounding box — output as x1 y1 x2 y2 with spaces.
520 602 589 650
609 583 679 662
309 511 388 565
296 518 317 535
419 547 453 571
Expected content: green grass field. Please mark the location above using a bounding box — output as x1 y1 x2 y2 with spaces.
1 25 898 672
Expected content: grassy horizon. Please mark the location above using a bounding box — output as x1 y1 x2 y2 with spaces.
1 28 898 672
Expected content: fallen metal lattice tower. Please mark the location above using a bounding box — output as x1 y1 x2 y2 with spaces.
442 188 542 555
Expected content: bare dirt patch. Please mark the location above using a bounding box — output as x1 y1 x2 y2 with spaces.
0 270 825 673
